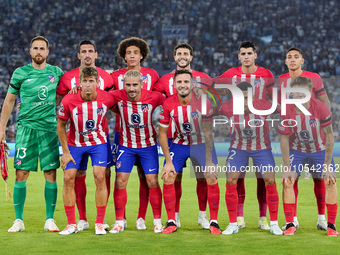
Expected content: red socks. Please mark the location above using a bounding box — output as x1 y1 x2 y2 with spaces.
226 184 238 223
314 180 326 215
265 183 279 221
207 183 220 221
283 203 295 224
149 186 162 219
326 203 337 225
237 178 245 217
196 180 208 211
137 177 149 220
65 205 76 225
75 175 87 221
257 178 267 217
95 206 107 224
163 183 176 221
114 186 127 221
175 181 182 213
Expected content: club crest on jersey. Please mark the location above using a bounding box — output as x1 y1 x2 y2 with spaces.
85 119 95 130
299 130 310 140
191 111 199 120
141 104 149 112
254 79 261 88
142 75 149 85
182 122 192 132
243 128 253 137
131 113 141 124
309 119 317 127
48 75 55 83
254 118 262 126
97 107 104 115
16 158 22 165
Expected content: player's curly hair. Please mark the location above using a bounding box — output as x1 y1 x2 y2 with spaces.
173 43 193 56
80 66 98 80
117 37 150 63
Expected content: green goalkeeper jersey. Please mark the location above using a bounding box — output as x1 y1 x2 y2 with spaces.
8 63 63 131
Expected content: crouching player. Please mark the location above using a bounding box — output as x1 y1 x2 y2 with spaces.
279 76 338 236
159 69 221 234
57 67 116 235
219 81 282 235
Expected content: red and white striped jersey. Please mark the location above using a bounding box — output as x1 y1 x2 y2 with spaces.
278 98 332 153
110 67 159 132
218 100 273 150
278 70 326 104
159 95 213 145
57 67 114 96
154 70 210 97
59 89 116 147
215 66 275 100
111 89 165 148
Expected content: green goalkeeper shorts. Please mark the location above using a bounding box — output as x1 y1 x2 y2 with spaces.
14 125 60 171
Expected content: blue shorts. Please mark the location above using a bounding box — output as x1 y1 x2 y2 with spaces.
289 148 335 176
115 145 159 174
166 143 218 173
225 148 275 173
65 143 108 171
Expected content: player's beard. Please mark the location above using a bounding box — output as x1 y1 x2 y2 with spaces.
32 55 46 65
176 59 190 69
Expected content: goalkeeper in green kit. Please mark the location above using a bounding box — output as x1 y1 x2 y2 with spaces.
0 36 63 233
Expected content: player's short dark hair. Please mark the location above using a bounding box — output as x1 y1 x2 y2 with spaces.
287 47 303 58
174 69 193 81
290 76 313 90
31 36 49 49
117 37 150 63
78 40 97 53
238 41 256 53
124 69 143 84
237 81 253 91
80 67 98 80
173 43 194 56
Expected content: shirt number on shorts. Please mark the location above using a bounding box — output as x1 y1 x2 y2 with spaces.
228 149 236 160
117 150 125 161
170 152 174 160
16 147 27 159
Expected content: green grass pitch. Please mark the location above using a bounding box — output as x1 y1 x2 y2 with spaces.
0 157 339 255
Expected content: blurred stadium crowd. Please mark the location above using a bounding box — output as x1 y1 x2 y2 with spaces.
0 0 339 142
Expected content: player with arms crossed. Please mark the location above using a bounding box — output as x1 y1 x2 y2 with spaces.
219 82 282 235
154 43 211 229
57 67 116 235
110 37 159 230
279 76 338 236
159 69 221 234
215 41 275 230
109 70 164 234
57 40 114 231
279 47 331 230
0 36 63 232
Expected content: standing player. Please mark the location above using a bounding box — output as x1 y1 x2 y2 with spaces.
279 47 331 230
58 67 116 235
219 82 282 235
0 36 63 232
57 40 114 231
159 69 221 234
109 70 164 234
215 41 275 230
110 37 159 230
279 76 338 236
153 43 211 229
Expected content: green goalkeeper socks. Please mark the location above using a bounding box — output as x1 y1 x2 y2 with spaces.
13 181 27 220
45 181 57 220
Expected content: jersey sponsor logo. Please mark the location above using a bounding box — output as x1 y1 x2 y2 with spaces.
38 86 48 100
120 103 128 107
243 128 253 137
299 130 310 140
172 115 179 119
149 168 157 172
85 119 95 130
131 113 141 124
309 119 317 127
76 112 83 115
141 104 149 112
99 161 106 164
191 111 199 120
48 75 55 83
97 107 104 115
27 78 35 82
182 122 192 132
